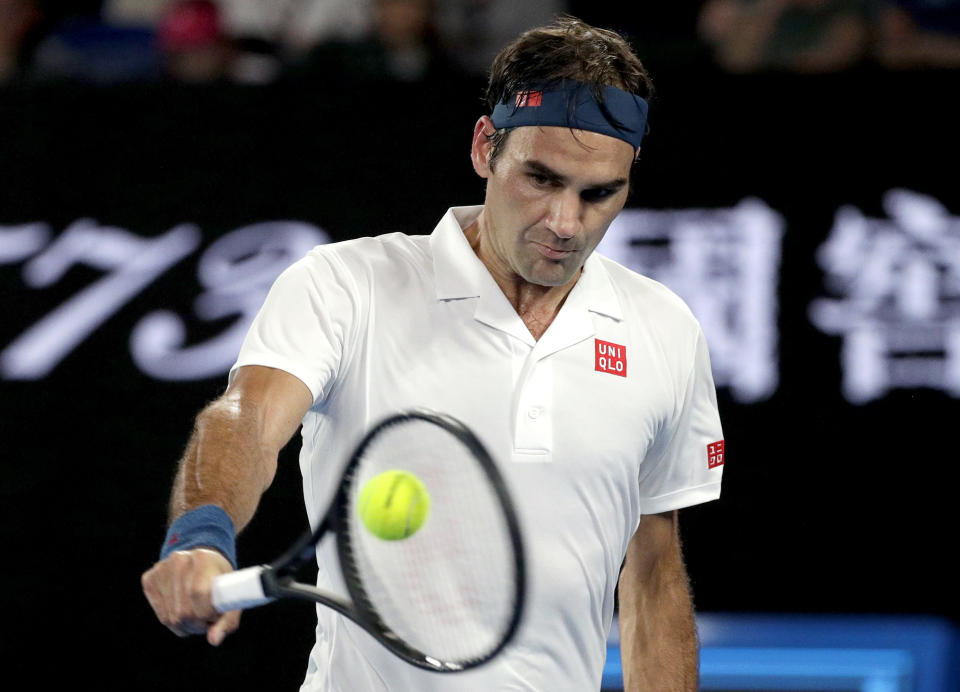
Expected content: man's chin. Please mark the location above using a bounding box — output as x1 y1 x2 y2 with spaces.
523 260 579 288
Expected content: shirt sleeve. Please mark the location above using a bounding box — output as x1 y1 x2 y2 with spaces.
228 249 359 404
636 326 724 514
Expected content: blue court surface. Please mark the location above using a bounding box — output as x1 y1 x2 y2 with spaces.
602 614 960 691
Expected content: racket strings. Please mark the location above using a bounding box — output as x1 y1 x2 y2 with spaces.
342 418 519 665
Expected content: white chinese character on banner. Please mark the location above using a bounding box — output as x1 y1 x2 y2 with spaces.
596 198 784 403
809 189 960 403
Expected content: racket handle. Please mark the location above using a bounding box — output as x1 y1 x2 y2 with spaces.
211 566 275 613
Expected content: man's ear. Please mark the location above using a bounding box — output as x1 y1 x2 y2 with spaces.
471 115 496 179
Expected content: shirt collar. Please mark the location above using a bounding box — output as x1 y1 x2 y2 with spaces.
431 205 485 300
574 251 624 321
430 205 624 321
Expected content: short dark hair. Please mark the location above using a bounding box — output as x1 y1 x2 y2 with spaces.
484 16 654 167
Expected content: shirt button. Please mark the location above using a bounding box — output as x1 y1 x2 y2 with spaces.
527 407 541 419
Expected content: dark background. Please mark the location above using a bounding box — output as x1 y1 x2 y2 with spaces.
2 27 958 691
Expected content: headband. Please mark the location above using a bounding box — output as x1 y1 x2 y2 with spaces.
490 81 649 151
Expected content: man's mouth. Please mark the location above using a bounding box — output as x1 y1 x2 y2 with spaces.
531 241 574 260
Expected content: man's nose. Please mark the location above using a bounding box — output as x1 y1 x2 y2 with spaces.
545 190 583 239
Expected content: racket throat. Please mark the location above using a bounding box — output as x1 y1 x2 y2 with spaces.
259 566 284 599
271 517 332 577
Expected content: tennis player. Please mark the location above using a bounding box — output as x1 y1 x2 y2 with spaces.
142 16 724 692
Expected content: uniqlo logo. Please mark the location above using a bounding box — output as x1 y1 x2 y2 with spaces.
595 339 627 377
515 90 543 107
707 440 725 469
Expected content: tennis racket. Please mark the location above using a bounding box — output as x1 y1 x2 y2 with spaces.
210 409 526 673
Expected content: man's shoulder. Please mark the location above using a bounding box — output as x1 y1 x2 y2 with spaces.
266 233 434 301
594 252 698 327
311 232 431 262
299 232 433 276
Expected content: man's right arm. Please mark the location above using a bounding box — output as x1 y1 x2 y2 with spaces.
141 365 313 646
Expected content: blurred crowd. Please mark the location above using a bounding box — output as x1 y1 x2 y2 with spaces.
699 0 960 72
0 0 566 85
2 0 959 87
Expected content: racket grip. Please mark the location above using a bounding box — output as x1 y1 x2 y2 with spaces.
211 566 275 613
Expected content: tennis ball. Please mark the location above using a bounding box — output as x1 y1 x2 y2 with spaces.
357 470 431 541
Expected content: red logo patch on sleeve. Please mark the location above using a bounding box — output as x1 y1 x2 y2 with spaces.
707 440 725 469
595 339 627 377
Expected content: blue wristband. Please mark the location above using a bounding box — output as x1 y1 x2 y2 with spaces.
160 504 237 569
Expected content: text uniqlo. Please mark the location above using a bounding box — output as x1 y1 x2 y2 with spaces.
595 339 627 377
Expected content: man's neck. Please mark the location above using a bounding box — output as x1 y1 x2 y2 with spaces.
463 219 580 341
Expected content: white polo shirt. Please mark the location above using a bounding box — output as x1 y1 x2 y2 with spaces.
231 206 724 691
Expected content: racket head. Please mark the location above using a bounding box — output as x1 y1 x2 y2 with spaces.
331 410 526 672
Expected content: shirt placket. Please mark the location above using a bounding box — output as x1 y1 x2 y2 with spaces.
511 348 554 463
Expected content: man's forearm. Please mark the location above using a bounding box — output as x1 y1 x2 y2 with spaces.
618 516 699 691
168 394 278 532
143 365 312 644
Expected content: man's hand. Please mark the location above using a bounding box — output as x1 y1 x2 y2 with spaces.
142 548 240 646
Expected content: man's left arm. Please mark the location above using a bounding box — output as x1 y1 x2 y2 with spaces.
617 509 698 692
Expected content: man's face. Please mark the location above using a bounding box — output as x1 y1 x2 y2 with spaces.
471 117 635 288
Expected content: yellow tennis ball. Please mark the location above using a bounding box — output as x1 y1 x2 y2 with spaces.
357 470 431 540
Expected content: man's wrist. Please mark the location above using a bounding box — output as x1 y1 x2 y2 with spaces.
160 504 237 569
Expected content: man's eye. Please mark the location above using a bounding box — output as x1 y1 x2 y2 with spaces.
582 188 615 203
529 173 552 186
